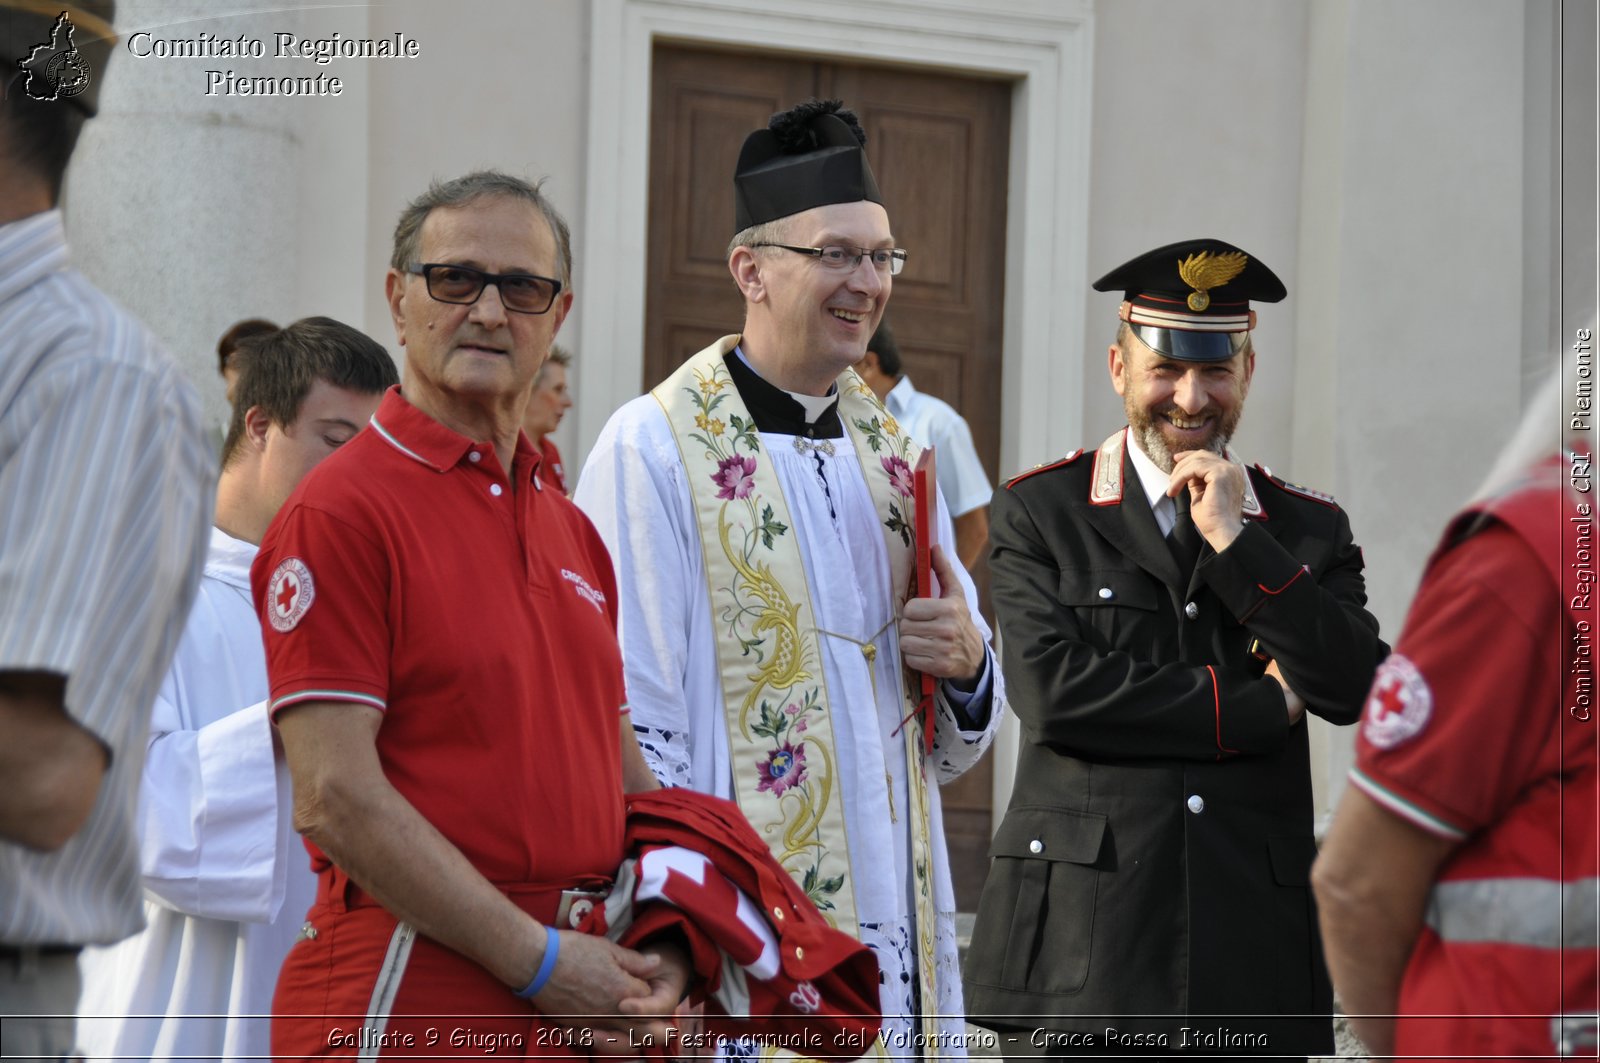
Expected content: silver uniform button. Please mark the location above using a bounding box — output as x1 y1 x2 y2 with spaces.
1187 794 1205 814
1029 839 1044 854
1185 601 1199 620
1098 587 1114 600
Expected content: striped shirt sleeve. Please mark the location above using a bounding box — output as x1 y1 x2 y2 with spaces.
0 358 209 741
0 215 215 944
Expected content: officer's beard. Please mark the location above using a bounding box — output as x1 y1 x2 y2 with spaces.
1126 398 1244 474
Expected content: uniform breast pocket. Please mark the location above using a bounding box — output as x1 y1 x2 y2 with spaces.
1057 567 1159 648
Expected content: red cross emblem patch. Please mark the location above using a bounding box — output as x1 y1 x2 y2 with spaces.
267 557 315 633
1362 653 1432 749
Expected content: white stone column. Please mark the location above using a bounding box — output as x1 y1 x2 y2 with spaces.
63 0 373 439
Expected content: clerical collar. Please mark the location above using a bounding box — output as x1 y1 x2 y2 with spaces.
725 346 844 438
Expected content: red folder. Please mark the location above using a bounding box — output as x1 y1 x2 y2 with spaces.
912 447 938 754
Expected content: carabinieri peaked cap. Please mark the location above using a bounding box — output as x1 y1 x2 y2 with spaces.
733 99 883 233
1094 238 1287 362
1 0 117 117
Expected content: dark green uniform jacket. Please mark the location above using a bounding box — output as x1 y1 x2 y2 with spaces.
965 429 1385 1056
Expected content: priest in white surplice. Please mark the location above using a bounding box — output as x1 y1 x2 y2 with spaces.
76 320 396 1063
575 101 1003 1057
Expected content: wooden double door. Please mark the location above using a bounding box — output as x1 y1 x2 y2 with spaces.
644 43 1011 910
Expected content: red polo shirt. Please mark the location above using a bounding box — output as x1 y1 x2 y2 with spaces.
1350 465 1597 1060
254 387 625 887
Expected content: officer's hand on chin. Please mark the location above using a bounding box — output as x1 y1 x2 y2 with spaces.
1169 450 1247 551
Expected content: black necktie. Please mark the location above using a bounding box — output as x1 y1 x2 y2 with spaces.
1169 487 1202 576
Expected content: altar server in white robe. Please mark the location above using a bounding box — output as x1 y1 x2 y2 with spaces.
576 99 1004 1054
77 318 396 1063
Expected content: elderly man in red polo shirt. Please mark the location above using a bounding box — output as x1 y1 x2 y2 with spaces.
255 171 689 1058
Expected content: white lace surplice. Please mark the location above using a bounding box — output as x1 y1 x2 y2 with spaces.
576 394 1005 1050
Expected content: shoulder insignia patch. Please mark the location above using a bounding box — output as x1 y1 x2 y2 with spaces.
1089 430 1126 506
267 557 315 633
1228 449 1265 520
1004 449 1084 489
1259 464 1339 509
1363 653 1432 749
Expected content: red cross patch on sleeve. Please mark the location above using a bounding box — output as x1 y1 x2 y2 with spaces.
267 557 315 633
1362 653 1433 748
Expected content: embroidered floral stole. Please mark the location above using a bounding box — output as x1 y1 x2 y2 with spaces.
654 336 942 1046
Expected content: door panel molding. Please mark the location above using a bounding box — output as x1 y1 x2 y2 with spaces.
580 0 1094 489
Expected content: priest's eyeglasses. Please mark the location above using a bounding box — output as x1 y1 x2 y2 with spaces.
750 244 908 277
407 263 564 315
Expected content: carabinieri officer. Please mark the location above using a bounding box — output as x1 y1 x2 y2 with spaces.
965 238 1386 1060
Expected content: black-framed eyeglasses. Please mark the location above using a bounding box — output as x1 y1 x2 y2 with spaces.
749 244 908 277
406 263 564 315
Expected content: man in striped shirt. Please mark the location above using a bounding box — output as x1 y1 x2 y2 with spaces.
0 2 214 1057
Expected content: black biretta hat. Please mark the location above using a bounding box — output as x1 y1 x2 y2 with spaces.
1094 238 1286 362
733 99 883 233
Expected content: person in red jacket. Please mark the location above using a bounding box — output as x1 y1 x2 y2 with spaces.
1314 361 1599 1060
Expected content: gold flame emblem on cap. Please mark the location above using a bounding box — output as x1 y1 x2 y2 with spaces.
1177 250 1248 312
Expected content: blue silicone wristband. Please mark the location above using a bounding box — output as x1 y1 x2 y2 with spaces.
514 927 561 1000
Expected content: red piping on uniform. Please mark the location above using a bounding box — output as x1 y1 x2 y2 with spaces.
1257 565 1310 596
1004 450 1082 489
1275 482 1340 509
1209 665 1238 755
1137 293 1245 309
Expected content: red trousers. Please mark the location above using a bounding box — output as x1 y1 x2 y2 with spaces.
272 873 609 1060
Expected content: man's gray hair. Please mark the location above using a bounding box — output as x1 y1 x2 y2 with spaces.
391 171 573 287
727 218 791 259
